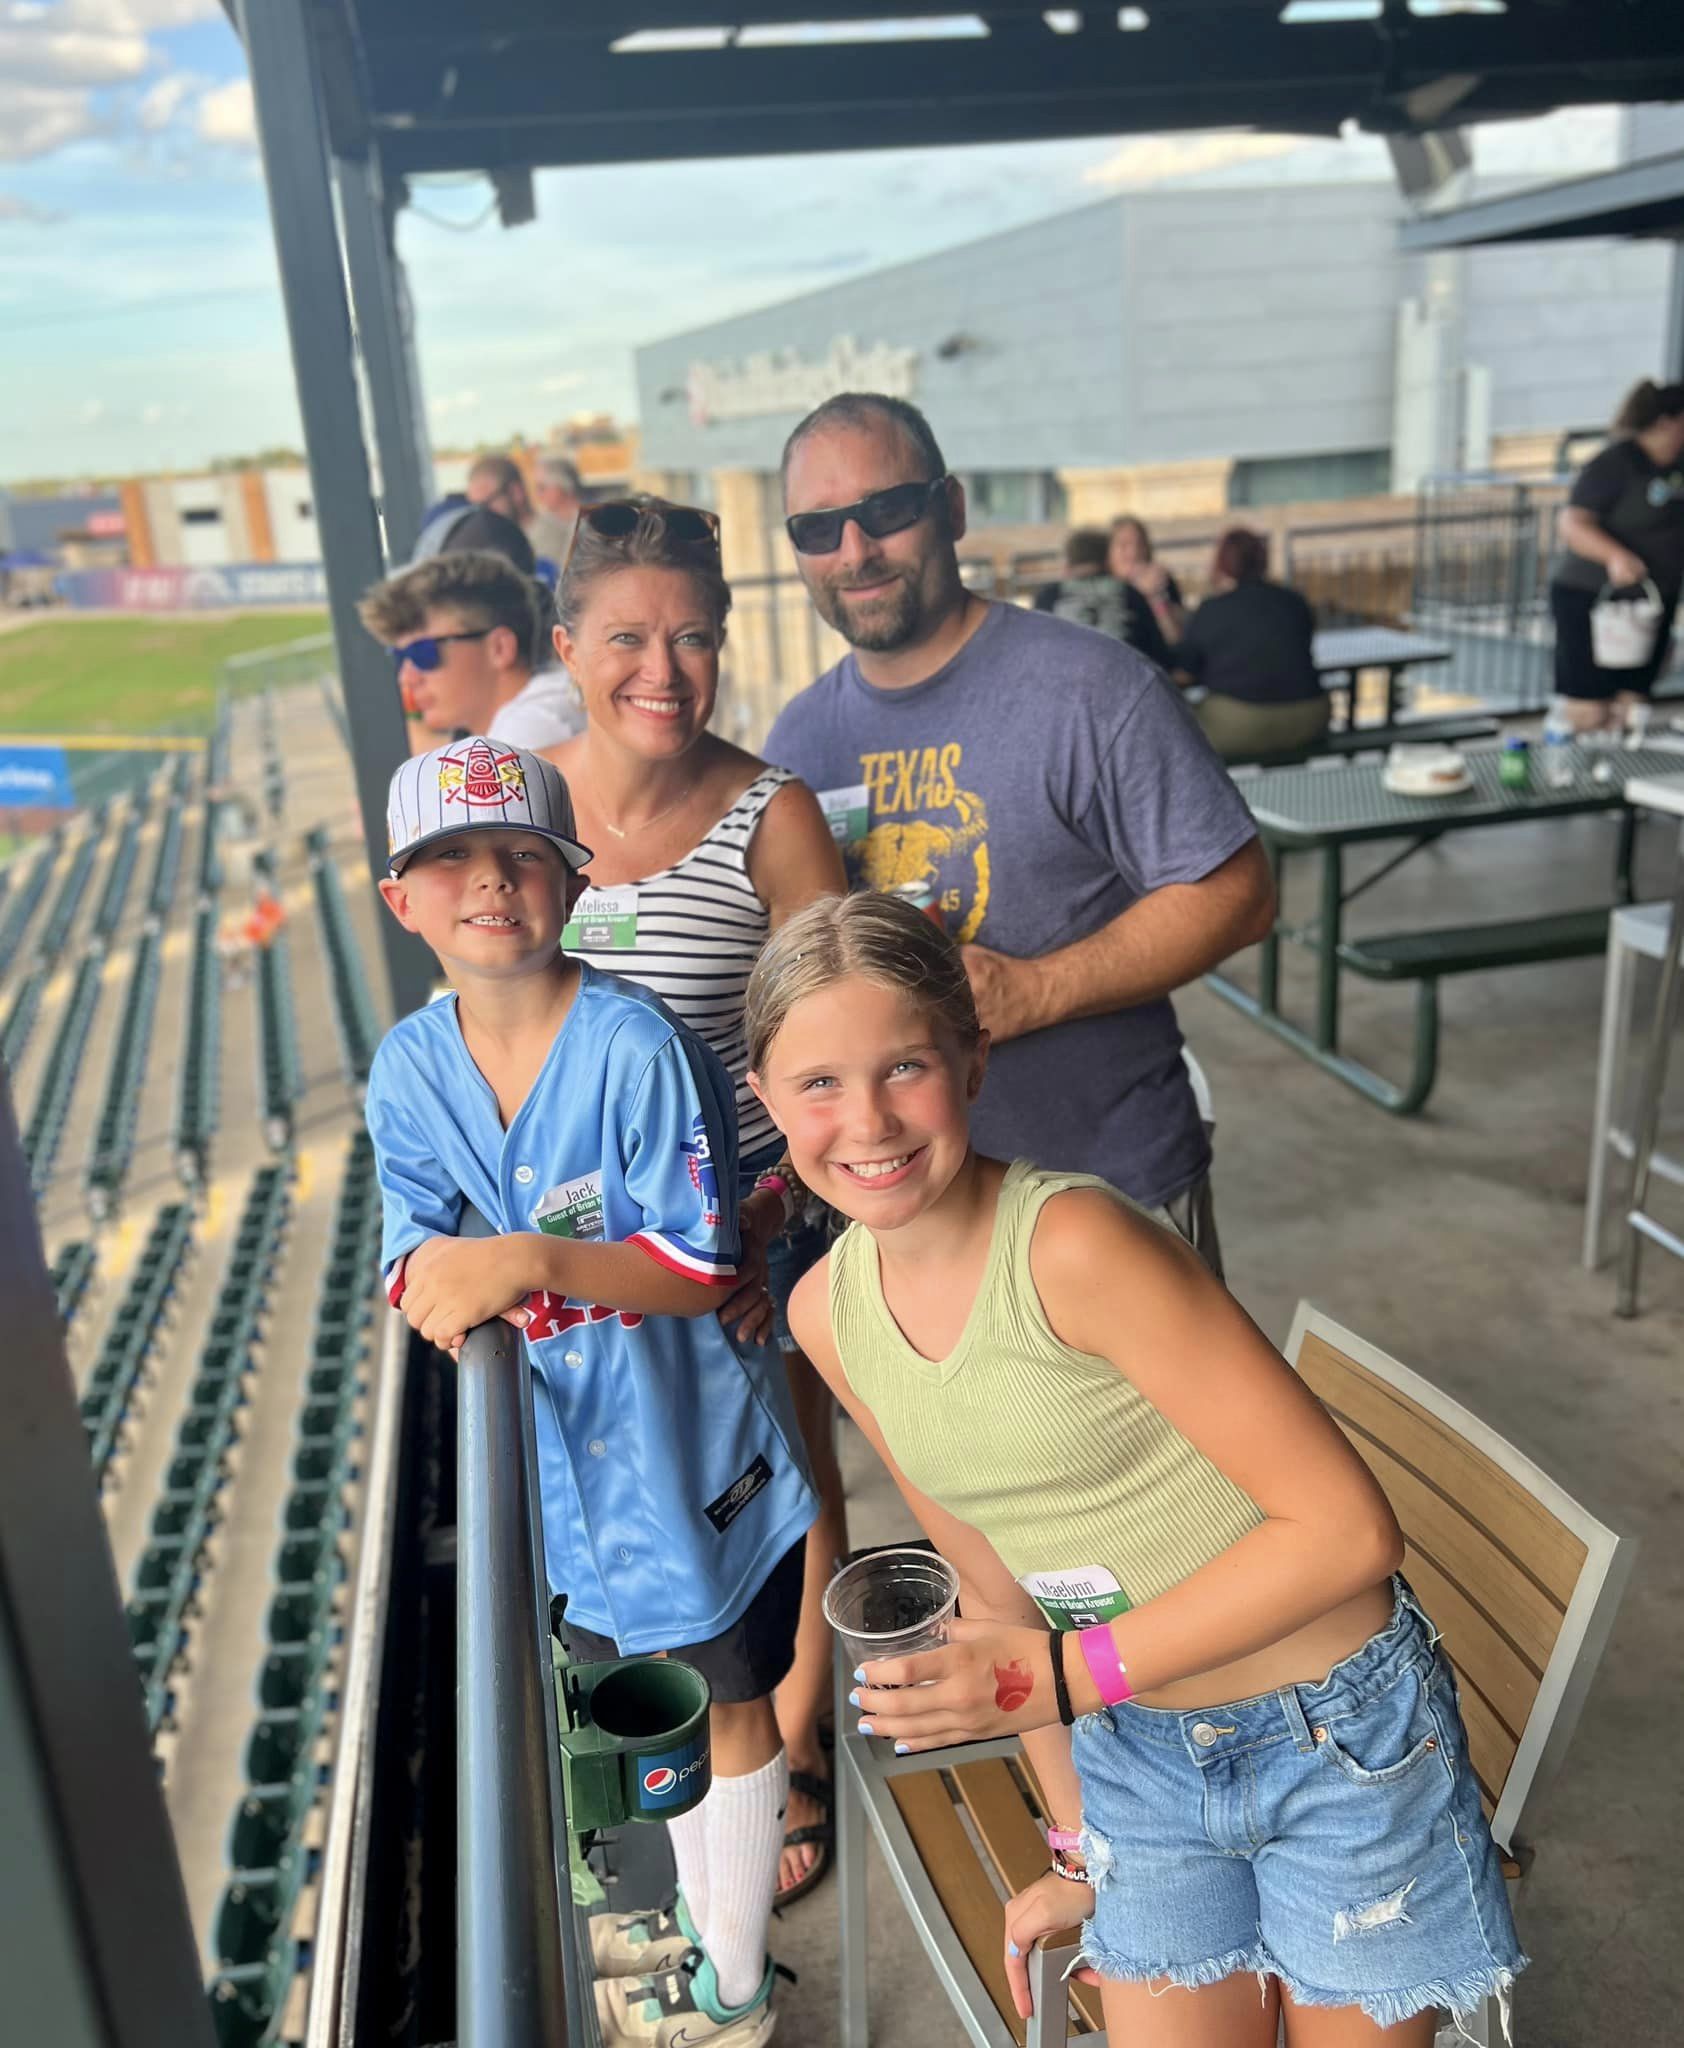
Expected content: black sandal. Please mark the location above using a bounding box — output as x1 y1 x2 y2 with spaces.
776 1768 834 1907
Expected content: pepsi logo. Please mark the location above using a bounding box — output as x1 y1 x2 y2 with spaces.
643 1767 678 1796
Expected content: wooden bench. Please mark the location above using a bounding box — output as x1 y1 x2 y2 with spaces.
835 1309 1636 2048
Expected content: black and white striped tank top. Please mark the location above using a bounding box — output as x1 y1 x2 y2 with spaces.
565 768 791 1157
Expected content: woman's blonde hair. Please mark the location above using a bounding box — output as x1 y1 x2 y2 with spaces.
746 891 980 1074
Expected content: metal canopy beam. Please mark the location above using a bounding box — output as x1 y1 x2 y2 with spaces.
1399 148 1684 252
237 0 434 1022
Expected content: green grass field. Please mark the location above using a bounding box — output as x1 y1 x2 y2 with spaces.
0 612 331 737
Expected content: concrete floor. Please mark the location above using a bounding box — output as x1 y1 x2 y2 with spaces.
770 802 1684 2047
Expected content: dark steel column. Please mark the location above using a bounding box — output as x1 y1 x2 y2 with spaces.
338 152 432 563
456 1314 570 2048
235 0 433 1021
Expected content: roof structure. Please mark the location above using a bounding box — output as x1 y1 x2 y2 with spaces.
1399 144 1684 249
300 1 1684 177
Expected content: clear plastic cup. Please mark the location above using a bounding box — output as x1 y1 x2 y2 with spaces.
822 1547 960 1680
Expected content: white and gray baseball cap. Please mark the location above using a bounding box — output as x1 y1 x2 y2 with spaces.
386 737 593 876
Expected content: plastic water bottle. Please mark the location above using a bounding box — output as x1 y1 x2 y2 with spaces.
1541 701 1576 790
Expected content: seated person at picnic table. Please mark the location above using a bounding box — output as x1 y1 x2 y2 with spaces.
1032 528 1171 666
1109 513 1187 645
1175 527 1329 760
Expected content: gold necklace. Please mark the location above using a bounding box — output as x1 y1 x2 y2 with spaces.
598 780 699 840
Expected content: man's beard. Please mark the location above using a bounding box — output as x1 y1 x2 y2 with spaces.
813 569 923 653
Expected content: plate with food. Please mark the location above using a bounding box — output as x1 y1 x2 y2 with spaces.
1382 744 1473 798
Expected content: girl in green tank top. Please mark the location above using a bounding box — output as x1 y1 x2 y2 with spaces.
742 891 1524 2048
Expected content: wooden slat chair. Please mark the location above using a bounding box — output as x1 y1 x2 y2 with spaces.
835 1311 1634 2048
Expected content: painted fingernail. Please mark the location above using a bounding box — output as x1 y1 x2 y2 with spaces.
847 1689 861 1707
856 1720 873 1736
894 1742 910 1755
853 1667 866 1682
1008 1942 1020 1959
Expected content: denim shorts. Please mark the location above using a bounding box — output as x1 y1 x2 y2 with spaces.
1072 1579 1527 2033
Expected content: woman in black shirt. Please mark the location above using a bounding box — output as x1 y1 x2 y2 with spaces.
1176 527 1328 760
1108 514 1187 646
1551 378 1684 727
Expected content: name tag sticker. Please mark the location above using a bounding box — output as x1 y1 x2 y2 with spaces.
1019 1566 1131 1631
817 783 870 847
563 884 639 951
534 1170 605 1240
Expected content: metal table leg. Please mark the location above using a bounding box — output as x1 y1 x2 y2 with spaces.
1257 841 1283 1016
1314 842 1344 1053
1615 822 1684 1316
836 1653 870 2048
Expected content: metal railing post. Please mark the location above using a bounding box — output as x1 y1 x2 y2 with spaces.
456 1312 571 2048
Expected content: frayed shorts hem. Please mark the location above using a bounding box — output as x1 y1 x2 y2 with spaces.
1073 1930 1527 2033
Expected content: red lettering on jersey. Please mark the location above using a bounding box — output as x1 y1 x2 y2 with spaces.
523 1290 643 1340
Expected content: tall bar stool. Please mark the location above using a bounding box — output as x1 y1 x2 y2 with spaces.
1583 901 1684 1269
1614 775 1684 1315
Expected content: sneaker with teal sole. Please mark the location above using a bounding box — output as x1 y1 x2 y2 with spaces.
594 1948 790 2048
589 1892 704 1980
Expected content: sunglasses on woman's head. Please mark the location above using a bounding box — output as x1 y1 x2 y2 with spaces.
390 626 494 674
784 476 950 557
564 499 721 572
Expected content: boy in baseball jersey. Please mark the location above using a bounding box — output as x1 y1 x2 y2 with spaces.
367 739 815 2046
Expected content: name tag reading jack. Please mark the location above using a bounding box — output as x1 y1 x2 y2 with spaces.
564 885 639 951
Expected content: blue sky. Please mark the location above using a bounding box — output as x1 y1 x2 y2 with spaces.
0 3 1631 484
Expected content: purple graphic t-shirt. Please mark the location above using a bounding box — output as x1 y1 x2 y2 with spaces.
764 601 1257 1208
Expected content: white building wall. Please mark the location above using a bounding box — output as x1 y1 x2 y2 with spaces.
169 475 235 566
262 467 320 561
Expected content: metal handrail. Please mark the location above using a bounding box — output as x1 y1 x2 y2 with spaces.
456 1308 574 2048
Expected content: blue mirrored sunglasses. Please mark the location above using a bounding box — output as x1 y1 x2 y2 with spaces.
391 626 494 674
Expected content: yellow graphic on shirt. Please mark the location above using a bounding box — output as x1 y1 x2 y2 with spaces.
855 743 990 942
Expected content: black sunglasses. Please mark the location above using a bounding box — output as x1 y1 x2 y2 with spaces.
785 476 950 557
563 499 721 573
391 626 494 674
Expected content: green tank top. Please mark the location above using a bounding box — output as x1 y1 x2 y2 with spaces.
829 1159 1264 1628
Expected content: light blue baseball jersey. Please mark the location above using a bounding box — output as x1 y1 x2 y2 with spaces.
366 961 817 1652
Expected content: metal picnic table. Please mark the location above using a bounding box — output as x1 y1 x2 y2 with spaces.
1312 625 1454 729
1206 742 1684 1114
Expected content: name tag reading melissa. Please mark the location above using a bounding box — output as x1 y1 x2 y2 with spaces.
562 884 639 951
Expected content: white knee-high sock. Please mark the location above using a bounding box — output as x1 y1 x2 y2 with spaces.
666 1802 711 1936
696 1748 788 2009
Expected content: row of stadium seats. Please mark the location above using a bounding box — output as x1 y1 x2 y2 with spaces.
24 951 105 1195
207 1134 381 2043
305 828 380 1086
1 963 46 1073
176 903 223 1188
81 1202 195 1482
127 1162 294 1736
50 1237 97 1329
206 693 233 797
0 832 61 978
145 765 191 929
259 688 286 825
33 807 109 969
87 927 165 1220
92 800 143 945
254 853 302 1152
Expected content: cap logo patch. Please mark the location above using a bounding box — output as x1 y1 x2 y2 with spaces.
439 740 525 809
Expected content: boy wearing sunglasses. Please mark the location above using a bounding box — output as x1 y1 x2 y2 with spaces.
358 549 583 756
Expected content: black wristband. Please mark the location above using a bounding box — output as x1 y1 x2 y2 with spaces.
1049 1628 1075 1728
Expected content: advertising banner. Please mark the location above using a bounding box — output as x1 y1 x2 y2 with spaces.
55 563 328 611
0 745 76 812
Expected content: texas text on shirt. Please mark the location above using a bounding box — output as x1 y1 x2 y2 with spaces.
365 961 816 1653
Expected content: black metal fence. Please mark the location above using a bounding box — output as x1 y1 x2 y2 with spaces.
715 478 1628 745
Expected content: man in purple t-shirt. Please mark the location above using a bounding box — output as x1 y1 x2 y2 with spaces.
764 393 1274 1271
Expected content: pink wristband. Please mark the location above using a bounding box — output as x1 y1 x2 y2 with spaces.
753 1171 796 1225
1077 1623 1133 1706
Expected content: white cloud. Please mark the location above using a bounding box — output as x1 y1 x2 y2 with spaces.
0 190 65 221
429 389 483 421
0 0 224 164
196 75 254 147
1082 131 1308 188
539 371 586 396
137 69 198 131
77 396 106 425
141 399 164 423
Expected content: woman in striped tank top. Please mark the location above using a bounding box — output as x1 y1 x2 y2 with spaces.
546 498 851 1911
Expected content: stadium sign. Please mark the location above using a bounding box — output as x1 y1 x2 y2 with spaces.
0 745 75 811
56 563 329 611
686 336 919 427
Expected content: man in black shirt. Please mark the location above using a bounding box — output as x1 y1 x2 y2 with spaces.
1032 528 1172 669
